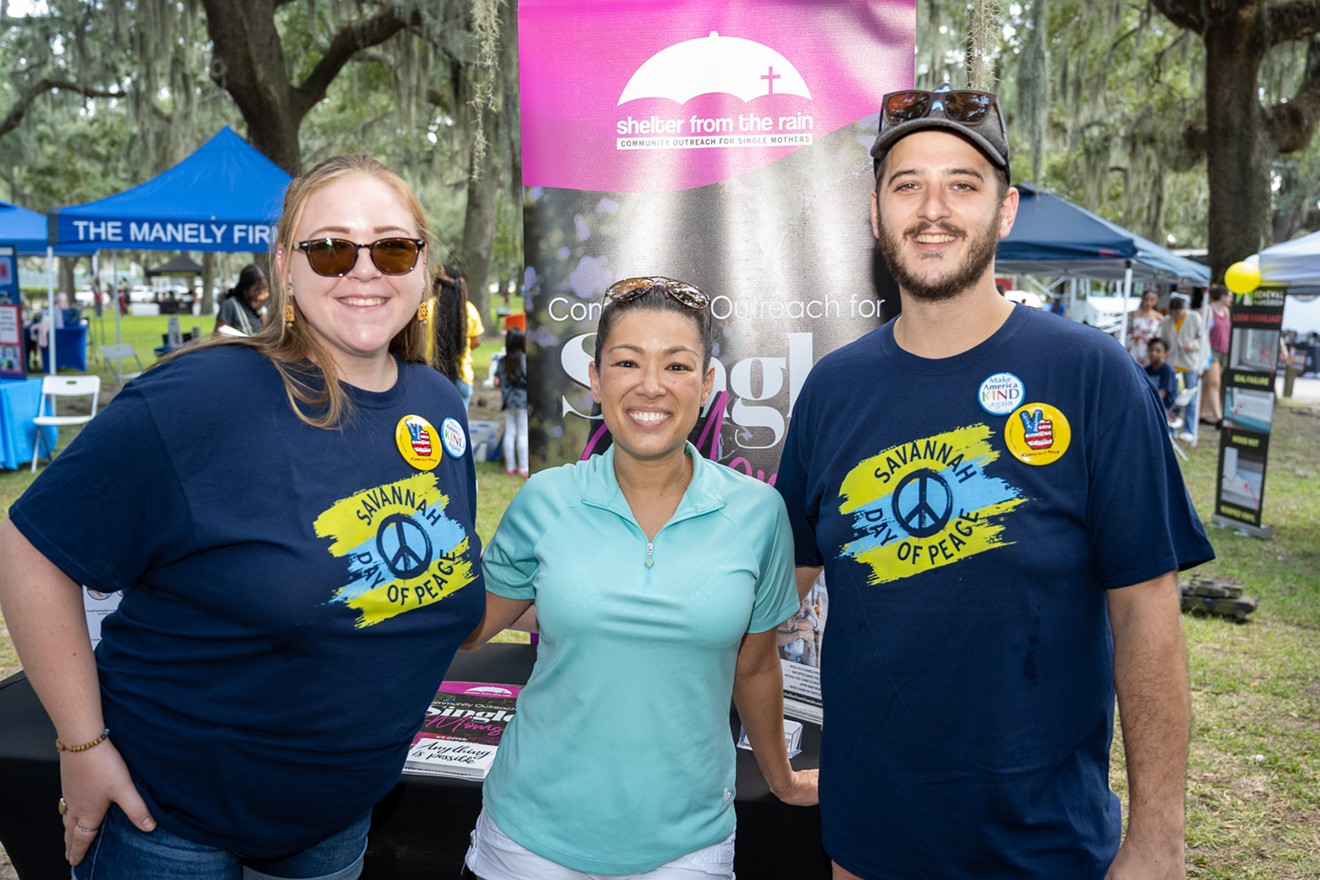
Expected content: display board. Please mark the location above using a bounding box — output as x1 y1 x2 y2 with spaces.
0 244 23 378
1213 287 1285 536
519 0 914 477
519 0 915 718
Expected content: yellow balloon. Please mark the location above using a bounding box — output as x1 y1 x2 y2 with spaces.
1224 261 1261 294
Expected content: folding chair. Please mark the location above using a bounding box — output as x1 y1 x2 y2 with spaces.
30 375 101 471
101 343 145 386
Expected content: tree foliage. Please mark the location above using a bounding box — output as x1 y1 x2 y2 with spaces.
1150 0 1320 276
0 0 522 304
918 0 1320 274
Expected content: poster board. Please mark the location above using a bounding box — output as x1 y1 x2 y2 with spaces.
519 0 913 477
1213 287 1284 536
0 244 22 377
518 0 915 725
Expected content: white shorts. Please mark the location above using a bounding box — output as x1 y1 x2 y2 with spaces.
464 806 736 880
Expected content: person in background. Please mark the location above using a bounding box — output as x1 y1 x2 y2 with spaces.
1126 288 1164 367
462 276 817 880
0 154 483 879
23 302 45 371
433 264 485 410
212 264 270 337
776 83 1213 879
1160 291 1204 392
496 327 530 478
1201 284 1231 427
1145 338 1180 425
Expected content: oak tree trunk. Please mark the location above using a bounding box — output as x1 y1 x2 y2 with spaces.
1203 15 1272 279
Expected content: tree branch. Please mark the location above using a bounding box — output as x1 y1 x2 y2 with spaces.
1266 0 1320 44
0 78 128 139
1149 0 1203 35
293 7 423 116
1264 36 1320 153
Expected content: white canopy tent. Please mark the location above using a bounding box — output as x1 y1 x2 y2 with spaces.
1248 230 1320 335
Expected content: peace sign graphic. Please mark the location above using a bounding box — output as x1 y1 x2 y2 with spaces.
376 513 434 580
891 469 954 539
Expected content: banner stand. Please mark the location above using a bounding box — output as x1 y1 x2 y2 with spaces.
1212 284 1286 539
1208 515 1274 540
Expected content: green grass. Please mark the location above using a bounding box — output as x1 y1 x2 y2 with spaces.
1107 396 1320 878
1 360 1316 875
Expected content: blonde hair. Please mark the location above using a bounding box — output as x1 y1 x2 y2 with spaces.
175 155 435 429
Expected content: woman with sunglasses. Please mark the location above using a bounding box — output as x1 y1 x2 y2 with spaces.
0 155 484 878
462 277 818 880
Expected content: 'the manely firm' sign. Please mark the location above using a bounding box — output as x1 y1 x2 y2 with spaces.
57 219 274 250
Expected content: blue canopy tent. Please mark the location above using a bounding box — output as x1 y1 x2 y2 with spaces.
997 184 1211 285
0 200 98 257
997 184 1214 444
49 126 290 253
45 127 291 368
0 200 101 378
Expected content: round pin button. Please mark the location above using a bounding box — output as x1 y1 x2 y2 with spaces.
441 417 467 458
395 414 440 471
1004 402 1071 465
978 372 1025 416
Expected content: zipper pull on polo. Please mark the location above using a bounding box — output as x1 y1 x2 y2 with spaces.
645 541 654 568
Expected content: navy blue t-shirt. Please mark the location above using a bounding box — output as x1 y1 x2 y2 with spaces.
1145 360 1178 409
11 346 484 857
775 305 1213 879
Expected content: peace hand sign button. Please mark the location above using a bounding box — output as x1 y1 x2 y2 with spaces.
396 415 440 471
1004 402 1071 466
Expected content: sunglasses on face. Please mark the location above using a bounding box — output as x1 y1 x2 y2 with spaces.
881 89 1000 129
604 276 710 310
295 237 427 277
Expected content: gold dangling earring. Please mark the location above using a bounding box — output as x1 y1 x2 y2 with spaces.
285 302 296 326
417 299 430 323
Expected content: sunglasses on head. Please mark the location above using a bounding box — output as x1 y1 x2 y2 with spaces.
880 88 1000 129
605 276 710 311
295 237 427 277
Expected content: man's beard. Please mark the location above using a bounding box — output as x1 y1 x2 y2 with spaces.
876 209 1002 303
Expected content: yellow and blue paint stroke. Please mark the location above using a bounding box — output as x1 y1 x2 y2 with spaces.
314 472 476 627
837 424 1026 586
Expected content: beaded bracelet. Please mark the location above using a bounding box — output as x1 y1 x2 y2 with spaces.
55 728 110 753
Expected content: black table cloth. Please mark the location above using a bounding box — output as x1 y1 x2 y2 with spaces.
0 643 830 878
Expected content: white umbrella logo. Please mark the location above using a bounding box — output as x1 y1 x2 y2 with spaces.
618 31 812 106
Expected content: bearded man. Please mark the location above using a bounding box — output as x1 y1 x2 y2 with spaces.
774 84 1214 880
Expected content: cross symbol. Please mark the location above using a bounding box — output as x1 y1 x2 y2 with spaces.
761 66 781 94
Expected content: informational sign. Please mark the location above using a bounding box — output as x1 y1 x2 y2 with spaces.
0 244 23 377
0 245 15 298
54 218 275 250
1213 287 1285 535
519 0 915 477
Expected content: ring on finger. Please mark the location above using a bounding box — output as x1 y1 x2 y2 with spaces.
75 821 100 834
58 797 67 816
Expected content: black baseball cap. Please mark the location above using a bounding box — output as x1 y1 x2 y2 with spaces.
870 83 1011 181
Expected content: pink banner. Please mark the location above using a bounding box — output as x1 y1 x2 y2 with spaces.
521 1 915 192
520 0 915 477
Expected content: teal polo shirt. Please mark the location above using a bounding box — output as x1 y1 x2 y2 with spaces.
481 443 799 874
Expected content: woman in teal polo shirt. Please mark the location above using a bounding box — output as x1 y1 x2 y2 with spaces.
462 276 817 879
